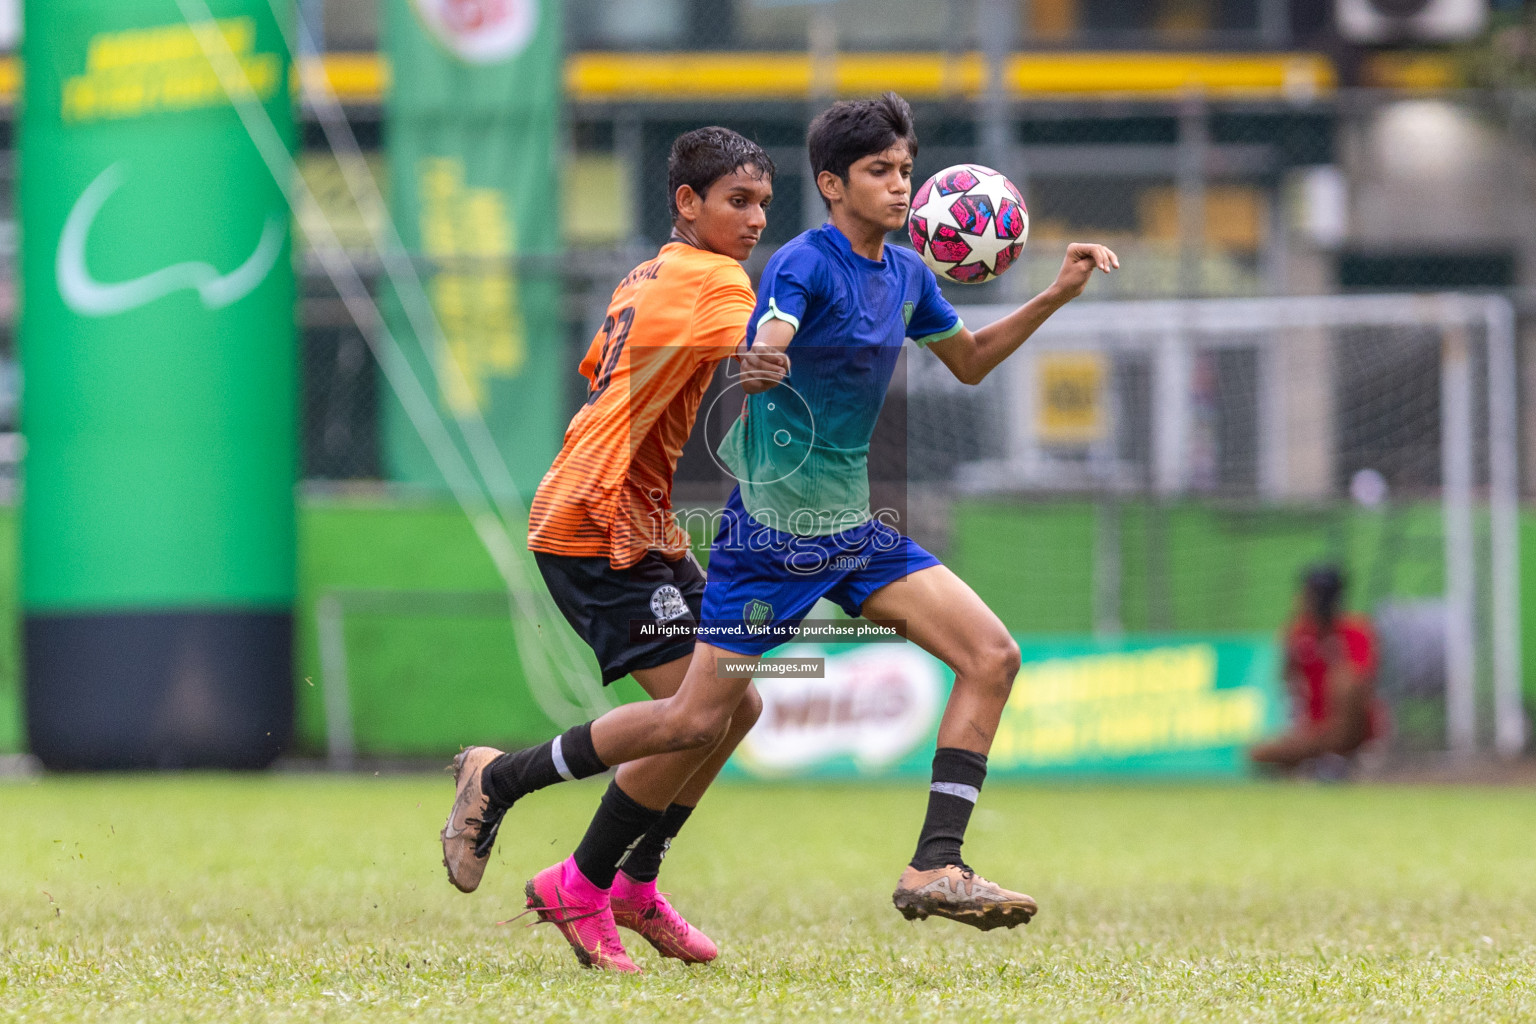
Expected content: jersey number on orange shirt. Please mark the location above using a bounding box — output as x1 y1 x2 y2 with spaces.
586 307 636 406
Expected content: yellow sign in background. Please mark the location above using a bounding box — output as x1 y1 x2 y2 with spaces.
1036 351 1107 444
418 157 526 415
989 643 1268 767
62 19 280 124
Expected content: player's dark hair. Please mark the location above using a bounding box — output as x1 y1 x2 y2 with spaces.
1303 564 1345 631
667 127 775 220
806 91 919 209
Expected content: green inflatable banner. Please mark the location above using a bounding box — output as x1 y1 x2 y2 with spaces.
20 0 297 768
725 636 1284 779
380 0 563 496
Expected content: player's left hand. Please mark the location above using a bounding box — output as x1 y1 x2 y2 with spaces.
1051 243 1119 302
736 339 791 394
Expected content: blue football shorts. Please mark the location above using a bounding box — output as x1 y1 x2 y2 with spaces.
699 486 942 657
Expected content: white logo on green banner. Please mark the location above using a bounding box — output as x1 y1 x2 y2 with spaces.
21 0 297 617
728 636 1283 780
737 645 944 775
411 0 538 62
58 163 283 317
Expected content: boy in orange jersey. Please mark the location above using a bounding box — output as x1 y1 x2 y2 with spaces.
441 127 785 972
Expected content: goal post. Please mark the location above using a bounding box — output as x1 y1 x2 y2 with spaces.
933 293 1523 756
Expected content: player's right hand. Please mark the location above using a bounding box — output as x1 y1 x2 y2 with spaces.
1050 242 1119 302
736 341 791 394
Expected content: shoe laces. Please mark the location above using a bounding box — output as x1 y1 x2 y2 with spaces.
637 889 690 935
467 802 508 859
544 900 627 959
509 899 601 928
593 906 628 957
518 890 627 960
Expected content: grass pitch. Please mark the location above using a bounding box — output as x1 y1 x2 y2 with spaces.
2 775 1534 1023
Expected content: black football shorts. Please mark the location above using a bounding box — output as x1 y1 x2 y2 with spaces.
533 549 704 685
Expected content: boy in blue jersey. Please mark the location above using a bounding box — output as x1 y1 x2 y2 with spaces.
706 92 1116 929
445 93 1117 961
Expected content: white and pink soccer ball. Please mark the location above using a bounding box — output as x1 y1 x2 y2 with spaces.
907 164 1029 285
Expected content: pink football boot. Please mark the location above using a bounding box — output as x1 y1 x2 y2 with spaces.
523 858 641 973
610 872 719 964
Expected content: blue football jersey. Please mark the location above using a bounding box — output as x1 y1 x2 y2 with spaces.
717 223 962 536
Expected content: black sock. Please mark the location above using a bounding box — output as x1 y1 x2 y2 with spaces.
618 802 695 883
572 779 664 889
482 722 607 808
910 748 988 871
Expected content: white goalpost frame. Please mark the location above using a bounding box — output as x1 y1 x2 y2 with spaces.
946 293 1525 758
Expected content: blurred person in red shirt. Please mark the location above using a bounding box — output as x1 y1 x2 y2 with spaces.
1251 565 1384 775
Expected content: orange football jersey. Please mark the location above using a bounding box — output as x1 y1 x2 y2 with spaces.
527 242 753 568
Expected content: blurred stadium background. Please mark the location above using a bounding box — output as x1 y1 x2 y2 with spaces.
2 0 1535 775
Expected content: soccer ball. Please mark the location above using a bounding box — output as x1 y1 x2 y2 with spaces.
907 164 1029 285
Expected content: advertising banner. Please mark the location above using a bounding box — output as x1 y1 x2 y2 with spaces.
731 636 1283 779
20 0 297 767
380 0 564 496
1035 352 1108 445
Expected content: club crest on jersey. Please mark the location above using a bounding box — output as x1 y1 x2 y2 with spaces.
650 584 689 622
902 301 915 326
745 599 774 626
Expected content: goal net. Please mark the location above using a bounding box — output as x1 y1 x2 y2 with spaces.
905 293 1522 757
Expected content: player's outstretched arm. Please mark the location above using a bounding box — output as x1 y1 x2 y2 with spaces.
928 242 1118 386
735 318 794 394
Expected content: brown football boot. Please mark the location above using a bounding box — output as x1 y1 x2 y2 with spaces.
892 864 1037 931
440 745 506 893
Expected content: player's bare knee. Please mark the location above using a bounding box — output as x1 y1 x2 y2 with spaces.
705 690 762 755
652 702 706 753
971 635 1020 699
735 687 764 732
673 707 732 752
997 636 1022 684
697 719 733 751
